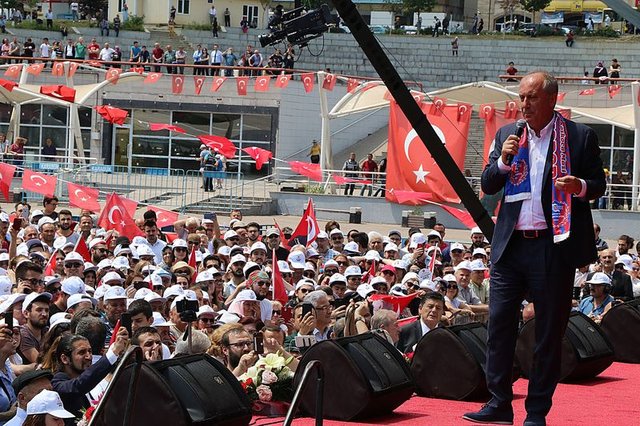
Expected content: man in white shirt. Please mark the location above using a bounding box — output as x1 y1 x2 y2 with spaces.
39 38 50 66
99 42 115 61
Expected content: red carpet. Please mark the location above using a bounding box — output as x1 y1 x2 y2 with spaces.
253 362 640 425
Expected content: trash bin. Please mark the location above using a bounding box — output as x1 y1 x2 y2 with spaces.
349 207 362 224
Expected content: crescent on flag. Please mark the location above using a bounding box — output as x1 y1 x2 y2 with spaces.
30 174 47 186
404 129 419 161
74 189 84 197
108 206 123 224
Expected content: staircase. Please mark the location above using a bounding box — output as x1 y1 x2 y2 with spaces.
146 27 192 62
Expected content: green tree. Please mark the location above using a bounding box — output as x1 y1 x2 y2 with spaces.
520 0 552 23
403 0 436 17
383 0 404 26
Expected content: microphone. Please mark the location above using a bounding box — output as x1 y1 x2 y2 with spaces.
506 119 527 166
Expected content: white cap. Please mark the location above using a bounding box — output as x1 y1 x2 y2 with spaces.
83 262 97 272
195 270 214 283
450 242 465 252
37 216 55 227
66 293 96 311
470 259 487 271
250 242 267 253
136 244 155 257
384 243 398 253
26 390 74 418
217 246 231 256
316 231 329 240
88 239 107 250
0 253 8 262
343 241 359 253
140 265 156 275
472 248 487 257
390 284 407 296
152 312 174 327
586 272 612 286
370 276 387 288
163 284 184 299
329 229 344 238
365 250 381 261
103 286 127 301
144 292 166 304
329 273 347 285
0 276 11 296
265 228 279 237
234 289 258 302
61 276 86 296
324 259 339 269
64 252 84 264
0 213 9 223
402 272 420 284
454 260 473 272
50 312 71 328
344 265 362 277
93 284 111 300
172 239 188 249
134 288 153 300
303 262 315 272
216 311 240 325
427 230 442 240
102 271 125 284
0 293 25 313
224 230 238 240
288 251 306 269
470 226 483 236
113 244 131 257
356 283 376 299
22 292 52 312
615 254 634 272
306 247 319 258
97 259 113 270
112 256 130 270
392 259 408 270
277 260 292 274
230 254 247 265
443 274 457 282
410 233 427 245
295 279 315 291
197 305 217 318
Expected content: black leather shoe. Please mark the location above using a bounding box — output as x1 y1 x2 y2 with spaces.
462 404 514 425
523 416 546 426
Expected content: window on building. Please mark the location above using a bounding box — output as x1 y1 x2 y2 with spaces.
242 5 259 27
178 0 190 14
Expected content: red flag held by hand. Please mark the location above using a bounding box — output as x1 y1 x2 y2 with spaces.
97 193 143 239
242 147 272 170
188 247 198 282
67 182 101 212
95 105 128 125
147 206 179 228
272 248 288 304
0 162 16 200
370 293 418 313
74 237 92 262
44 251 57 276
198 135 237 159
22 169 57 197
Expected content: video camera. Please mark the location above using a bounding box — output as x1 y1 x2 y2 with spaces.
176 298 199 323
259 4 334 48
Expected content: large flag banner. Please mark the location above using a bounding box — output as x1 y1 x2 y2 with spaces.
479 104 522 168
386 100 471 204
288 198 320 247
97 193 143 239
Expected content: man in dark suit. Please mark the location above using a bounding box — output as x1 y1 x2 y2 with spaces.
52 327 129 425
463 72 605 426
397 292 445 353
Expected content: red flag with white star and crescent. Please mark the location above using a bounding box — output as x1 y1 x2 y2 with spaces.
67 182 101 212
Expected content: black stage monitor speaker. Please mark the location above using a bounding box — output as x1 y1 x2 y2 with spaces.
516 311 614 382
411 322 500 400
294 332 414 421
91 354 252 426
599 299 640 363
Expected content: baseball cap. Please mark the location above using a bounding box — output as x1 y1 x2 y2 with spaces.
277 260 292 274
195 270 214 284
0 276 12 296
163 284 184 299
88 239 107 250
197 305 217 318
392 259 408 270
103 286 127 301
22 292 52 312
102 271 125 285
410 233 427 245
134 288 153 300
66 294 96 311
234 289 258 303
113 245 131 257
470 259 487 271
443 274 457 282
152 312 174 327
230 254 246 265
402 272 419 285
343 241 359 254
329 273 347 286
356 283 376 299
384 243 398 253
223 230 238 240
470 226 483 236
26 390 74 418
12 370 53 394
111 256 130 270
427 230 442 240
615 254 634 272
380 264 396 275
136 245 155 257
454 260 473 272
144 292 167 304
61 277 86 296
250 242 267 253
172 239 188 249
365 250 381 261
324 259 339 269
96 259 113 271
472 248 487 258
344 265 362 277
265 228 279 237
316 231 329 240
288 251 306 269
450 242 465 252
585 272 612 286
330 229 344 238
26 239 44 251
295 279 316 291
93 284 111 300
0 293 26 314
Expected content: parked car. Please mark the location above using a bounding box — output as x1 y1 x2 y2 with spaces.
401 25 418 35
368 25 390 34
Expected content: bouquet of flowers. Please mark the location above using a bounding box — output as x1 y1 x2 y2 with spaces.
238 352 295 403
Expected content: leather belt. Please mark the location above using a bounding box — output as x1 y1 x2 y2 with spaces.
514 229 550 239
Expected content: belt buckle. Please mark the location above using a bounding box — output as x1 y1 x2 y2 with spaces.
523 230 538 239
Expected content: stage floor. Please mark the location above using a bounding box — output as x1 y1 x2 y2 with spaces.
253 362 640 425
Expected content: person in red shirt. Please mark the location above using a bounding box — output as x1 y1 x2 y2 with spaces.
505 61 518 82
152 42 164 72
359 153 378 196
87 38 100 60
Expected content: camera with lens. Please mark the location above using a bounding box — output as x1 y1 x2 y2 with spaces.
259 4 334 48
176 299 199 323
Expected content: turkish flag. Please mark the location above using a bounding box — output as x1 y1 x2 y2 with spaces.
198 135 237 159
370 293 417 314
332 175 371 185
254 75 271 92
301 73 315 93
288 198 320 247
51 62 65 77
274 74 291 89
131 67 145 74
0 162 16 200
105 67 122 84
211 76 226 91
149 123 186 133
147 206 179 228
95 105 128 125
504 100 519 118
164 232 178 243
236 76 248 95
74 237 92 262
347 78 360 93
557 92 566 103
608 84 622 99
172 75 184 94
67 62 79 77
22 169 57 197
579 88 596 96
429 97 446 116
40 85 76 102
144 72 162 84
87 60 102 68
4 64 22 78
119 195 138 218
271 248 288 304
242 147 272 170
44 252 57 276
386 101 471 204
97 193 143 239
0 79 16 92
322 73 337 91
188 247 198 281
479 107 522 168
67 182 101 212
361 260 376 283
26 63 44 76
288 161 322 182
193 75 205 95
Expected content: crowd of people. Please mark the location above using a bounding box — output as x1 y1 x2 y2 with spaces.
0 191 628 423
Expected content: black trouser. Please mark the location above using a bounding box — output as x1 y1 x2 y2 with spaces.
344 183 355 195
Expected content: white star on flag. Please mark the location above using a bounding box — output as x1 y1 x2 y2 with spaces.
413 165 429 184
